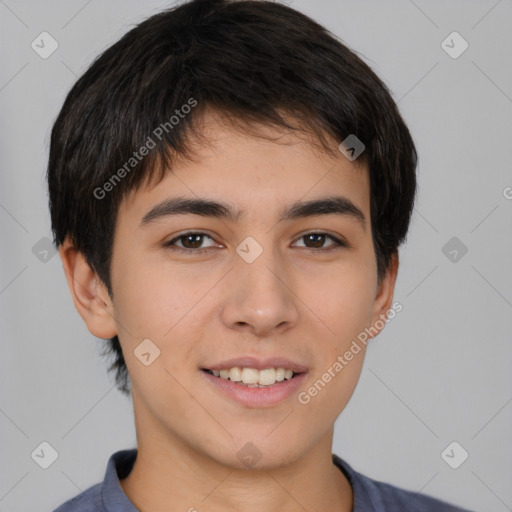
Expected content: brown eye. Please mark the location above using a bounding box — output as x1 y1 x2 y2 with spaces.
179 234 205 249
164 232 217 253
294 233 345 250
304 233 327 248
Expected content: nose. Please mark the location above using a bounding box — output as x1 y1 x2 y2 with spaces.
219 244 300 337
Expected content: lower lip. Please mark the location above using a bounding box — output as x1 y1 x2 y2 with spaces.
201 370 307 408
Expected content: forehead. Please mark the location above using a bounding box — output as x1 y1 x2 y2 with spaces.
120 113 371 224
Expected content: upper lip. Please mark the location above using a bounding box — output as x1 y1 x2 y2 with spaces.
202 356 308 373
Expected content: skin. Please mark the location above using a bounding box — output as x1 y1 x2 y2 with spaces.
59 113 398 512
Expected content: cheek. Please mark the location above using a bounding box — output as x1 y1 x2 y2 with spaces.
303 258 375 416
307 264 376 345
110 256 214 393
111 251 203 340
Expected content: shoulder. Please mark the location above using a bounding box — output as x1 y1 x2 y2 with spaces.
52 483 102 512
359 475 472 512
333 454 473 512
52 449 137 512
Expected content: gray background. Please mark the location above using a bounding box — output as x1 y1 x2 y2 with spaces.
1 0 511 510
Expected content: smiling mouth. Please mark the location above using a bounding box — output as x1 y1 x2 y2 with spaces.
202 367 302 387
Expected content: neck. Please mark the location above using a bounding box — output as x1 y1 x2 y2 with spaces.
120 427 353 512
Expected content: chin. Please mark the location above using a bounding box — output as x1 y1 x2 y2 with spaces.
207 434 307 471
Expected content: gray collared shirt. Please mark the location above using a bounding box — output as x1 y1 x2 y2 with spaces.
53 449 473 511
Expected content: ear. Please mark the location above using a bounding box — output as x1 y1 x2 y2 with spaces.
58 237 117 339
367 252 399 339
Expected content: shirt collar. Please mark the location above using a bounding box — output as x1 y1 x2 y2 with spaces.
101 449 139 511
101 448 374 511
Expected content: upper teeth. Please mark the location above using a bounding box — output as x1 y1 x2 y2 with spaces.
212 367 294 386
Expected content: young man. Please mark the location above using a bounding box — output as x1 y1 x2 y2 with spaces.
48 0 472 510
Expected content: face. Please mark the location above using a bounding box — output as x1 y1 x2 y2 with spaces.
92 115 396 469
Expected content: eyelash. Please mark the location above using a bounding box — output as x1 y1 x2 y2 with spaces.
163 231 347 255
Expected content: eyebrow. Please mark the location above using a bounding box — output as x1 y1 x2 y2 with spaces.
139 195 366 230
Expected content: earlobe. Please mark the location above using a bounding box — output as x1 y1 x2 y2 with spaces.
58 238 118 339
368 252 399 339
